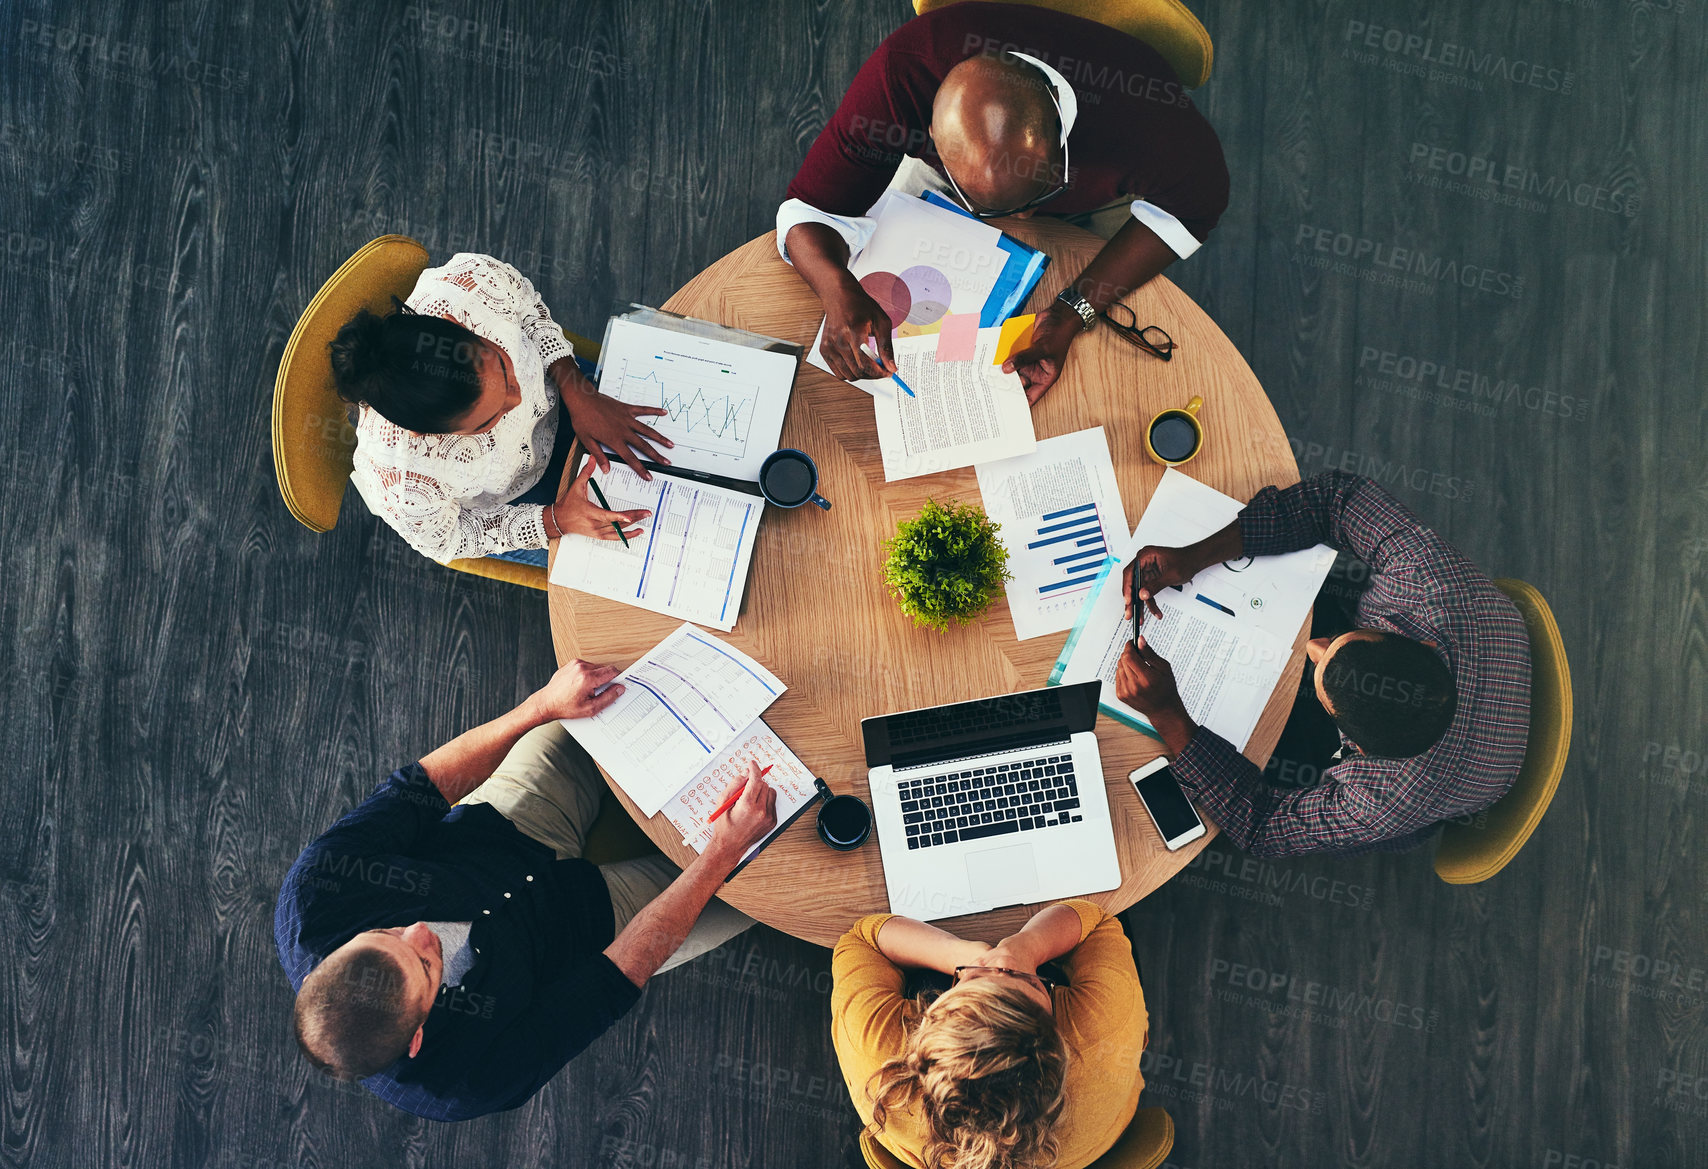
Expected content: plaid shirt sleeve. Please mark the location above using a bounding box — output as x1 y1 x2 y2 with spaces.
1171 472 1531 857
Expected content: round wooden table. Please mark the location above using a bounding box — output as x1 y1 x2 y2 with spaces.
549 219 1304 947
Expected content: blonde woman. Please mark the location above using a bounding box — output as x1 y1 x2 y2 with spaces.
832 901 1147 1169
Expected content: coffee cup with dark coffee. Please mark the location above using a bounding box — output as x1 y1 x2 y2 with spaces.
1144 395 1204 466
814 777 871 850
759 448 832 510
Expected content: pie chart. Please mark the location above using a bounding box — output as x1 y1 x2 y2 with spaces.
858 271 912 328
859 265 954 330
898 264 952 325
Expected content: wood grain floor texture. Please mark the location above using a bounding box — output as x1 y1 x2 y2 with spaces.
0 2 1699 1167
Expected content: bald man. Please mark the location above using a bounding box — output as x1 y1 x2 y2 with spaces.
779 2 1229 399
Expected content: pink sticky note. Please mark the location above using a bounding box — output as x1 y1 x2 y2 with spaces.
934 312 979 362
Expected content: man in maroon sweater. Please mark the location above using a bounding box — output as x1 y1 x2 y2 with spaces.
779 2 1229 401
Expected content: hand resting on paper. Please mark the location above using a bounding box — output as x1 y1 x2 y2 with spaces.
554 457 651 542
1116 638 1198 756
530 658 627 722
704 762 779 868
1000 302 1079 405
821 283 898 383
550 357 673 479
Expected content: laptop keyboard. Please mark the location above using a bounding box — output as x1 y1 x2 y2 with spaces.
898 753 1083 850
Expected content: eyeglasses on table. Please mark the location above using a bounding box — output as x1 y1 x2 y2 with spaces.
1101 303 1176 361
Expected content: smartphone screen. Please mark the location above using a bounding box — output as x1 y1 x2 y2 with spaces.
1135 764 1203 842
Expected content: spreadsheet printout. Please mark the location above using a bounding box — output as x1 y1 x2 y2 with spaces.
549 463 762 632
563 623 786 815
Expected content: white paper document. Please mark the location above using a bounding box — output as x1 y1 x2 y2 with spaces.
808 191 1010 395
562 623 786 816
659 717 821 861
597 315 796 481
975 427 1130 640
1051 470 1335 751
549 463 762 632
874 330 1035 481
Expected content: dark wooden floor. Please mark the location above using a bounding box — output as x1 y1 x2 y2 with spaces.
1 1 1702 1166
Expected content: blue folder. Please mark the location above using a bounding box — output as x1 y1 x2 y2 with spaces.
921 190 1053 328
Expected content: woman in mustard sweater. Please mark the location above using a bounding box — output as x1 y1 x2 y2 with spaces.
831 901 1148 1169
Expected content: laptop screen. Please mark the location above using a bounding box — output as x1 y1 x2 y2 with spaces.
862 681 1102 770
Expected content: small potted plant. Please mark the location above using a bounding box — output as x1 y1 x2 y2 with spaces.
882 499 1011 633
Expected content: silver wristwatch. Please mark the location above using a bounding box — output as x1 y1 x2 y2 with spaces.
1055 288 1097 330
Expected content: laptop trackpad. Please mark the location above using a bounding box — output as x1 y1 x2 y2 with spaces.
965 845 1039 907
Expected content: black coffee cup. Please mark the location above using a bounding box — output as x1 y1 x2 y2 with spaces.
814 778 871 850
1144 395 1205 466
760 448 832 510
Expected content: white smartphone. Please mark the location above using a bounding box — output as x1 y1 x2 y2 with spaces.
1130 757 1207 850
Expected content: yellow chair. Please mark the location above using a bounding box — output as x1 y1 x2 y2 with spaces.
1434 579 1572 884
914 0 1213 88
271 235 600 592
858 1105 1173 1169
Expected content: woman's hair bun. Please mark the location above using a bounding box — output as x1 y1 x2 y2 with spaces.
325 300 485 433
328 308 390 397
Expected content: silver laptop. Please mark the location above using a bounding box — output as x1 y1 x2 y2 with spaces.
861 681 1120 921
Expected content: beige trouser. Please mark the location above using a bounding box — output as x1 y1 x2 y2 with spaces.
459 722 754 975
889 155 1136 240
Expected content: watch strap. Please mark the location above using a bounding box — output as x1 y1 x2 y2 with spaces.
1055 288 1096 330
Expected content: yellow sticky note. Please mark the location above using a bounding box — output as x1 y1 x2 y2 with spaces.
993 314 1036 365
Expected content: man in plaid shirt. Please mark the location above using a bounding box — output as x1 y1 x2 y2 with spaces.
1114 472 1531 857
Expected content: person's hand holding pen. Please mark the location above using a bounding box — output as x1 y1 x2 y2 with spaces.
1116 638 1197 756
1122 521 1246 624
703 762 778 870
818 282 897 382
550 457 650 543
1122 545 1195 624
863 338 915 397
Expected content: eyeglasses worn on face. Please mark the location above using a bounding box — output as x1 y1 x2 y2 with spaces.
936 59 1071 219
1101 302 1175 361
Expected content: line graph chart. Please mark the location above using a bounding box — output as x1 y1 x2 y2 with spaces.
609 358 760 460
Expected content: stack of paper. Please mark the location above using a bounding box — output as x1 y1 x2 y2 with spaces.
809 191 1048 396
563 623 785 815
549 464 761 632
1049 470 1335 751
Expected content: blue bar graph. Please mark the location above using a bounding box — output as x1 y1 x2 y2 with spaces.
1030 502 1107 597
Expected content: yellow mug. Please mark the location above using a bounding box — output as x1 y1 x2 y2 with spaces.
1144 395 1205 466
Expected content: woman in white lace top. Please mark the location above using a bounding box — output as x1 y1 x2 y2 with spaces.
330 253 673 565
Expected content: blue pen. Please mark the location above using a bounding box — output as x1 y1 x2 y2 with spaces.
1195 593 1236 617
864 337 915 397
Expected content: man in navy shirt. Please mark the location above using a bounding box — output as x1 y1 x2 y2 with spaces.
274 659 777 1121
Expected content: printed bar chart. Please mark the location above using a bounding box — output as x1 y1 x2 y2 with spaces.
1028 502 1108 596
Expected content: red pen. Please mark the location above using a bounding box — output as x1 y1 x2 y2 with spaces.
707 764 774 823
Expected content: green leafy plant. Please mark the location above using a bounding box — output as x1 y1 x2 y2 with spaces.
882 499 1012 633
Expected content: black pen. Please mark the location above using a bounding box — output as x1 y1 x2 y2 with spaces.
586 473 630 547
